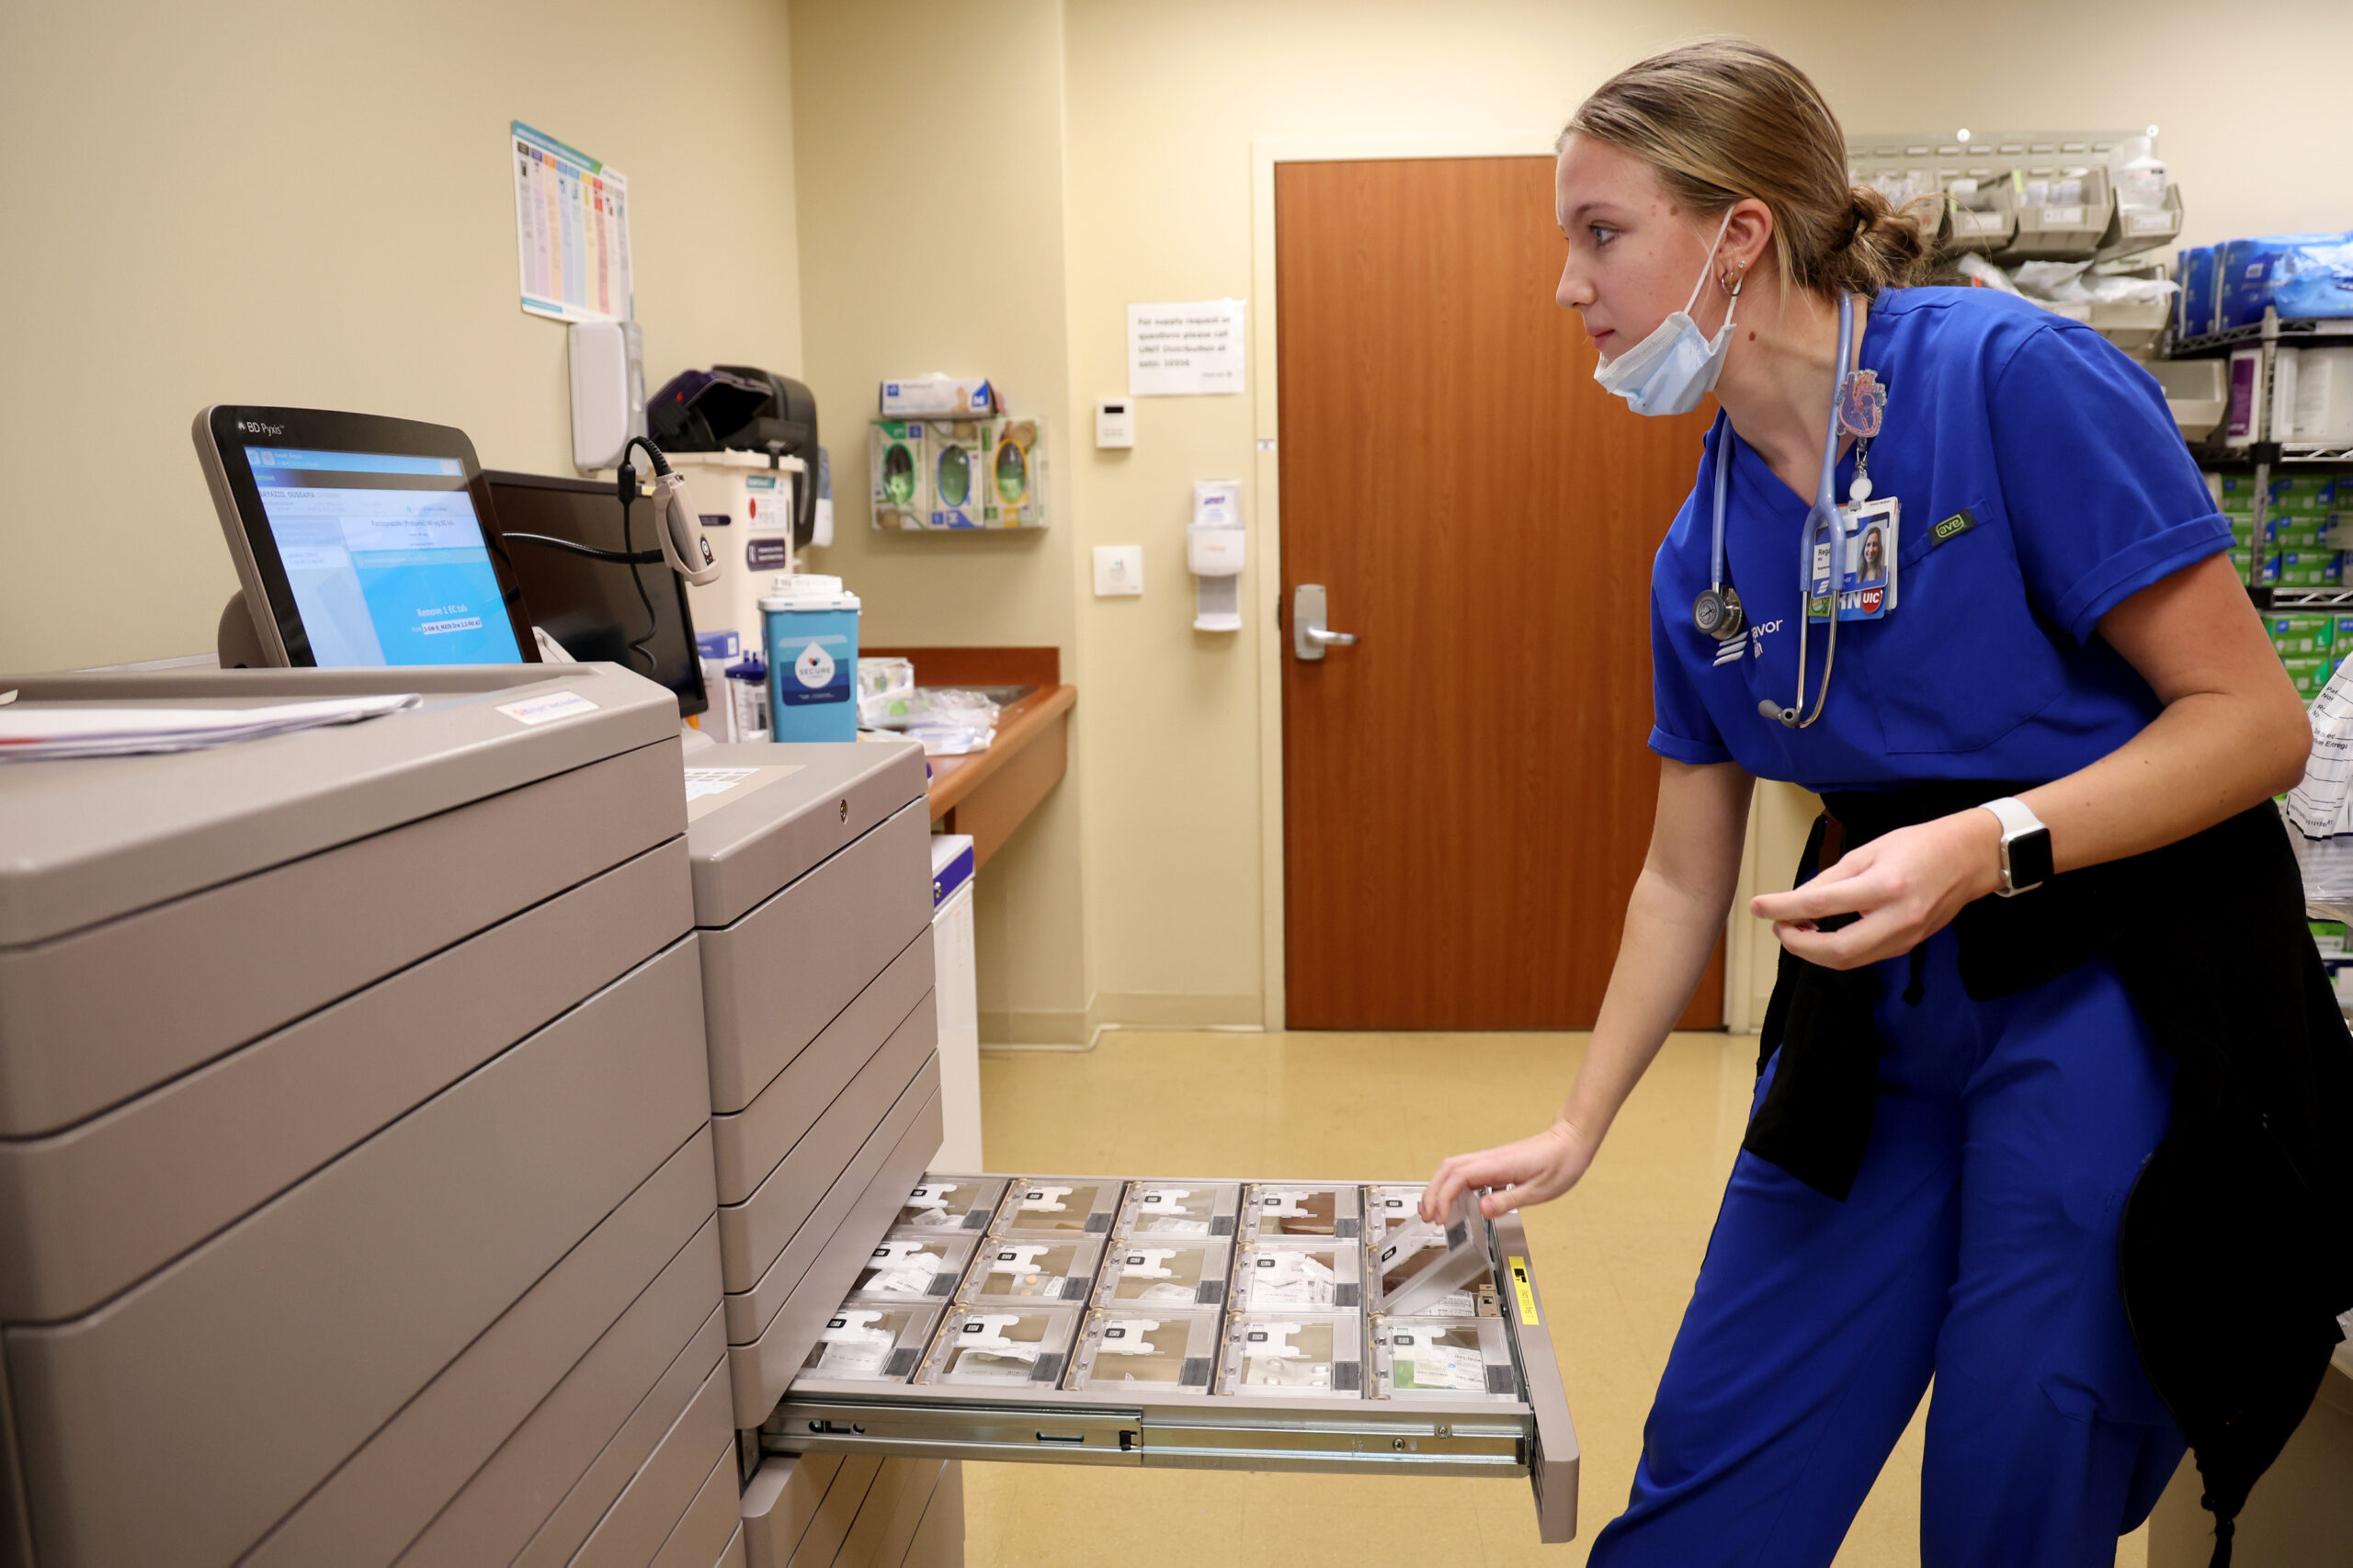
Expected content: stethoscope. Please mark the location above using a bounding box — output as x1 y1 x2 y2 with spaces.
1691 290 1859 731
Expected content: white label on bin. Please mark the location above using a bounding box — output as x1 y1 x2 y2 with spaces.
794 642 835 687
2040 205 2086 226
990 1244 1051 1275
2128 210 2172 233
1099 1319 1165 1354
1121 1249 1177 1278
821 1309 887 1343
496 690 598 726
1017 1187 1074 1214
1242 1322 1305 1358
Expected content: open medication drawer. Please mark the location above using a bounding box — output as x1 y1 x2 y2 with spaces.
758 1172 1579 1542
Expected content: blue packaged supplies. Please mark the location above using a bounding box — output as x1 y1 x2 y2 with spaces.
2219 233 2353 328
2175 246 2217 339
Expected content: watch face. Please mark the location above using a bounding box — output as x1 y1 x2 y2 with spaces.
2007 826 2055 891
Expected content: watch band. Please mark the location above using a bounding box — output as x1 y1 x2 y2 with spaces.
1979 796 2052 897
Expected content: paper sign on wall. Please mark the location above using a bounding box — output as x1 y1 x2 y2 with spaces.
1128 300 1247 396
512 121 633 323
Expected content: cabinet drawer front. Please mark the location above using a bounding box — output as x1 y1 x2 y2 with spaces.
6 939 711 1568
647 1444 741 1568
393 1217 722 1568
900 1460 963 1568
710 931 934 1206
737 1456 839 1568
686 743 928 929
510 1309 729 1568
252 1136 719 1568
0 741 685 1137
570 1362 734 1568
719 994 939 1293
823 1454 945 1568
726 1074 943 1425
0 838 692 1324
700 801 932 1113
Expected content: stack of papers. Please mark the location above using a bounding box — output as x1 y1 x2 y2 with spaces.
0 693 421 761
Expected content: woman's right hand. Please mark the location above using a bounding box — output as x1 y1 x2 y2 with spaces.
1422 1119 1602 1221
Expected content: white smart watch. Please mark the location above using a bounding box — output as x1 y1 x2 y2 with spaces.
1979 796 2052 897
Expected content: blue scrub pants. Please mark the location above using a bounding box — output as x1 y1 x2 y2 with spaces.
1589 926 2187 1568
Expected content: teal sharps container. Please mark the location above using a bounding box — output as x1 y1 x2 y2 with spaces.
759 574 861 741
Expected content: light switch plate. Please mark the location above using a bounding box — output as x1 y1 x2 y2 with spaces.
1094 545 1144 597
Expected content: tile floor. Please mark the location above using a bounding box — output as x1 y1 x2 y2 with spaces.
961 1028 2156 1567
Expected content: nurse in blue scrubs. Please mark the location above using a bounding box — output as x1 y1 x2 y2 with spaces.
1422 40 2320 1568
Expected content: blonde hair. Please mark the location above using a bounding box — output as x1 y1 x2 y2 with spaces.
1562 39 1931 299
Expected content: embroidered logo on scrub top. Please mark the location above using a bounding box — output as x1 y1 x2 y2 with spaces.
1929 508 1980 548
1715 619 1783 669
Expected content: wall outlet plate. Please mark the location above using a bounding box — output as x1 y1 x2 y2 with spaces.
1094 545 1144 597
1096 400 1134 449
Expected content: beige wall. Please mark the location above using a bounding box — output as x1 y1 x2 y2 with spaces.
0 0 803 671
787 0 1092 1041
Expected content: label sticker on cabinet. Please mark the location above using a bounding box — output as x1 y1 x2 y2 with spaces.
496 689 598 726
1507 1256 1540 1326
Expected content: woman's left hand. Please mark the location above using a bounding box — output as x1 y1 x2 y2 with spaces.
1749 810 2004 969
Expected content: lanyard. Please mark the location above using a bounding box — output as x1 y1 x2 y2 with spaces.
1759 290 1855 730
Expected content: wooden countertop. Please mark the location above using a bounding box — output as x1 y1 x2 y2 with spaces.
863 646 1074 867
923 683 1075 818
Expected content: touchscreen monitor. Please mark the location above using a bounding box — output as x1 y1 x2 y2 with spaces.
196 405 539 667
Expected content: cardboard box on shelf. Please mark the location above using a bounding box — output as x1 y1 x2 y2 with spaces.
2268 613 2336 656
2271 551 2345 589
2280 653 2335 696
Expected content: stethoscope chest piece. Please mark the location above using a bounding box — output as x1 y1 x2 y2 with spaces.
1692 584 1745 642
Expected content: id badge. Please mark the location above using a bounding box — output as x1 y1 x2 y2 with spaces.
1837 497 1900 621
1806 513 1838 623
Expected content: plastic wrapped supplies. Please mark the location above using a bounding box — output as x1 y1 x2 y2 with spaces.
856 657 917 728
853 658 999 756
2286 660 2353 911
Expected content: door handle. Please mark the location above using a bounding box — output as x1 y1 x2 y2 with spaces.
1292 584 1358 661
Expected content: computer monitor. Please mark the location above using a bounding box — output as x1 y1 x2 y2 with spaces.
195 404 539 667
485 471 709 719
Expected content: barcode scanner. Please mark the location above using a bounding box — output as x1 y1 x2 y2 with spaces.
631 443 722 586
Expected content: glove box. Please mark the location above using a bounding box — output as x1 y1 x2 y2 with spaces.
757 1171 1579 1544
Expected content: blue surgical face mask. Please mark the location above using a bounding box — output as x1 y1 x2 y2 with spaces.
1592 209 1742 417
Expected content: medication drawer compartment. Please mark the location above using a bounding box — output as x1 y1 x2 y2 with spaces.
757 1172 1580 1545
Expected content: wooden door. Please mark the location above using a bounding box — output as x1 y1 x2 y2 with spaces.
1277 155 1725 1030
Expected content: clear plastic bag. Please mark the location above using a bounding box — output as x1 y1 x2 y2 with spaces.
853 664 999 756
856 657 918 728
2285 662 2353 911
901 687 999 756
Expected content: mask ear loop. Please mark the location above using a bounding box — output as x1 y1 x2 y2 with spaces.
1684 207 1740 324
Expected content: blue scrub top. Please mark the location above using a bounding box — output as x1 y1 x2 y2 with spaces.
1647 287 2232 794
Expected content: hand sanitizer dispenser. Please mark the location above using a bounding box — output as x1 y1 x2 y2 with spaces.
1189 480 1245 631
